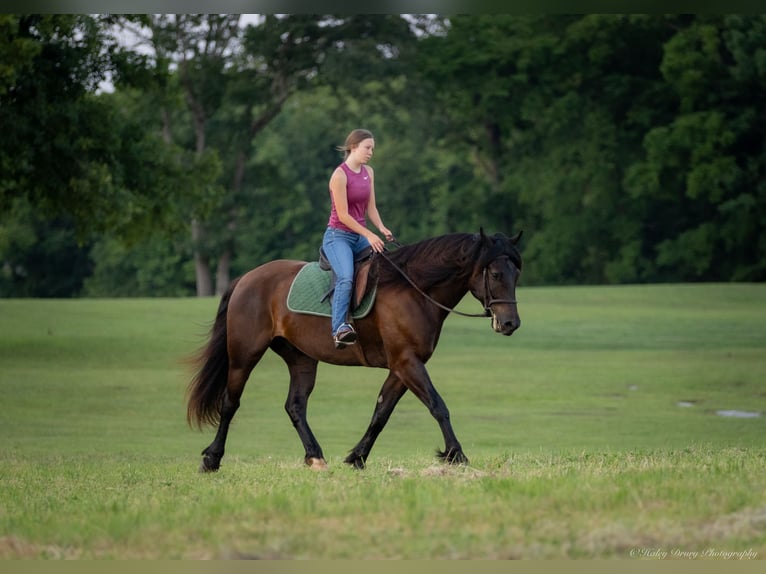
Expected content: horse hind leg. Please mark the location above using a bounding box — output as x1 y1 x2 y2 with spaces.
271 338 325 469
200 349 266 473
199 368 243 472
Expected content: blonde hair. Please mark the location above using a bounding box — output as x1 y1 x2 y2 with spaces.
336 129 374 159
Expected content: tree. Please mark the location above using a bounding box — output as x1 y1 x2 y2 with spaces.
0 198 92 297
418 14 766 284
111 14 426 296
83 233 194 297
206 14 336 294
0 15 220 296
1 14 115 233
208 14 425 294
10 13 764 296
0 14 220 243
626 15 766 281
112 15 342 295
514 14 677 284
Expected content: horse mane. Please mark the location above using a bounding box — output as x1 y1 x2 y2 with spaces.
377 232 521 290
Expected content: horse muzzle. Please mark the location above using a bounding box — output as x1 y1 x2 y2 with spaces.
490 310 520 336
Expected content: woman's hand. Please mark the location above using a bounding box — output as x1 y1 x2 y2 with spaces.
379 226 394 242
367 232 386 253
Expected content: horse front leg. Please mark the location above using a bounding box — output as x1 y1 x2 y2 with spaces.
284 360 325 469
394 354 468 465
345 372 407 469
274 340 325 469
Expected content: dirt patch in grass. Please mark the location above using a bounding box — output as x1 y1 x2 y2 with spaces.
0 535 81 559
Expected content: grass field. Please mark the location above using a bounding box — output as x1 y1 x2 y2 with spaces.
0 283 765 559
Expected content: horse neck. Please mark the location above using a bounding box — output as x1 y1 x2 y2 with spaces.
424 268 474 312
397 234 481 311
408 258 480 317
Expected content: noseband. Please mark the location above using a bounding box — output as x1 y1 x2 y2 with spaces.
480 256 518 316
379 249 518 319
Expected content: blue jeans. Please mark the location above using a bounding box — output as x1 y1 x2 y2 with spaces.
322 227 371 335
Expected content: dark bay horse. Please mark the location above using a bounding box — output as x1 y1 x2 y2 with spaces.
187 229 522 471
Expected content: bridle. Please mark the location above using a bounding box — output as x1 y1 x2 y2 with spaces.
479 255 519 314
378 244 518 319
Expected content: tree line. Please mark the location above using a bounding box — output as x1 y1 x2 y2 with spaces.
1 14 764 297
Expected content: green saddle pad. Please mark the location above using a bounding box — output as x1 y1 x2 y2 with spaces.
287 262 377 319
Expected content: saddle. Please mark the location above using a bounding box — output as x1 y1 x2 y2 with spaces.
318 246 378 310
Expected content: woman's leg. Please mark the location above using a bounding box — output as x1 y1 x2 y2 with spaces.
322 228 356 336
352 234 372 257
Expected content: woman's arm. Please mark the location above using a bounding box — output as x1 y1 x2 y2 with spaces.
365 167 393 241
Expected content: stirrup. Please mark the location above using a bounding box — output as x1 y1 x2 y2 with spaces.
333 323 357 348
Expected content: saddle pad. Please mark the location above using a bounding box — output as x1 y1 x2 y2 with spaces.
287 262 376 319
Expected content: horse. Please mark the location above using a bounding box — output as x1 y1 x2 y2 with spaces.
186 229 523 471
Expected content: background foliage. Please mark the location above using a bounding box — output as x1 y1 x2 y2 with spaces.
1 14 764 297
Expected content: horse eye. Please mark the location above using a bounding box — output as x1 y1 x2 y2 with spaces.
491 271 501 280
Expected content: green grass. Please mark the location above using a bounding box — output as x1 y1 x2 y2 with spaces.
0 284 765 559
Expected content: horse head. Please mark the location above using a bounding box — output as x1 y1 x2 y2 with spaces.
469 229 523 336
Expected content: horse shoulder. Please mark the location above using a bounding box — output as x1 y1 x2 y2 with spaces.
372 288 442 361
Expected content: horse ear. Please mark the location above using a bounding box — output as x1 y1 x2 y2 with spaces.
510 230 523 245
479 227 490 245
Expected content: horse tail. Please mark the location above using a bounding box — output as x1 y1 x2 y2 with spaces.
186 277 241 429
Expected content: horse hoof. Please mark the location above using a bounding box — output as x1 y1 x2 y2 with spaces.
306 457 328 470
439 449 469 465
199 456 220 473
344 454 366 469
449 453 469 465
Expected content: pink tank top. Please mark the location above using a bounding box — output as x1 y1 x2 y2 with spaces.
328 163 371 232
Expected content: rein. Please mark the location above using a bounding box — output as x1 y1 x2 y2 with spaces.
378 241 517 318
